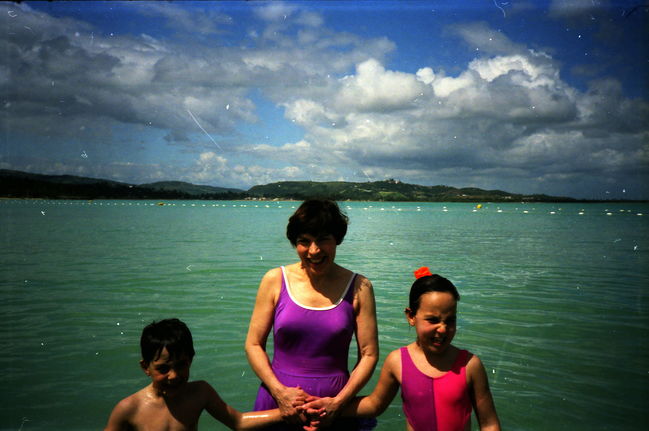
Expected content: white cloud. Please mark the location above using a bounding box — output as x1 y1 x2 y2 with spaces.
429 70 476 98
335 59 425 112
548 0 602 17
134 2 231 35
1 3 647 198
415 67 435 85
447 21 528 56
469 53 555 85
296 11 324 28
254 1 297 22
283 100 338 127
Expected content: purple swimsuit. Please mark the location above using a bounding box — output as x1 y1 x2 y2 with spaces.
253 266 361 430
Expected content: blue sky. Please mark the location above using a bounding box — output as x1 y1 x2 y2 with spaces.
1 0 648 199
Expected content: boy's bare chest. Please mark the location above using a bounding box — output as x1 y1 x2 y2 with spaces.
132 398 202 431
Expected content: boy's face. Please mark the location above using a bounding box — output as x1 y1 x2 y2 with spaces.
140 346 192 397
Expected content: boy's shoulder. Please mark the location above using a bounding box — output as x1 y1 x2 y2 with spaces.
110 381 215 414
184 380 218 401
185 379 213 393
119 385 152 407
106 385 149 425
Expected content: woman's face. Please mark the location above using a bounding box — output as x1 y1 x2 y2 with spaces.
295 233 337 276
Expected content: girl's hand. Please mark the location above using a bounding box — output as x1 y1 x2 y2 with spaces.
299 396 326 431
275 386 308 424
300 396 340 427
301 416 323 431
299 396 326 416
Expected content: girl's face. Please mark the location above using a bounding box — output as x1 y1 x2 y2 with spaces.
406 291 457 355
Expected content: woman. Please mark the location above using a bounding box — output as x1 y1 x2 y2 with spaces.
245 199 378 430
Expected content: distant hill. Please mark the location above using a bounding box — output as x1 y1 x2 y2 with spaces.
0 169 245 200
1 169 581 202
138 181 243 196
247 179 577 202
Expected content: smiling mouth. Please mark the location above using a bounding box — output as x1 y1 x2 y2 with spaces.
432 336 446 346
165 379 186 389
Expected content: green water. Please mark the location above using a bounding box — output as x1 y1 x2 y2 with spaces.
1 200 648 430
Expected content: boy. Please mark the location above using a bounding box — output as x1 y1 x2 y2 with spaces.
104 318 287 431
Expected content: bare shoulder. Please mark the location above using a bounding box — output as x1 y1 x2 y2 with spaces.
186 380 218 402
351 273 375 314
117 388 145 413
384 348 402 373
105 389 144 429
261 266 283 284
354 272 371 287
256 267 284 300
187 379 210 392
372 348 402 386
352 273 374 297
465 351 490 384
466 351 483 370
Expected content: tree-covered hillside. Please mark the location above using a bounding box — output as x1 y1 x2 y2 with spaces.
247 179 575 202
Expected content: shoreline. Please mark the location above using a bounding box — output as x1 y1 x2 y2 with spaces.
2 196 647 204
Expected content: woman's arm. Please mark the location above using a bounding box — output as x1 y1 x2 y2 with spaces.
310 276 379 422
244 268 306 423
467 354 501 431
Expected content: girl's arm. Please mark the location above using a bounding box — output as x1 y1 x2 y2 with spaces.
202 381 282 430
467 354 501 431
311 276 379 423
244 268 306 423
347 348 401 417
302 348 400 419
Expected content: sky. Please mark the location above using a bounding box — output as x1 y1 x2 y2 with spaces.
1 0 648 200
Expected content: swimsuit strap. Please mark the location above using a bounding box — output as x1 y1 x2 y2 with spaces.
343 273 357 303
452 349 469 373
280 267 357 309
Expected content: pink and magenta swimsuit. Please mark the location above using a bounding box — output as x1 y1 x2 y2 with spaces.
400 347 472 431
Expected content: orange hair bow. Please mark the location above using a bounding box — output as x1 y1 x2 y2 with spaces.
414 266 433 279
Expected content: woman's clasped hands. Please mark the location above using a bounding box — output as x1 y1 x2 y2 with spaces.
273 385 324 430
297 395 341 431
276 387 338 431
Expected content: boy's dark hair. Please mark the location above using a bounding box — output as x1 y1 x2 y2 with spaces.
409 274 460 313
286 199 349 246
140 318 195 364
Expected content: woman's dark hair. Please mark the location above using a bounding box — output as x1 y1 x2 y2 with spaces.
140 318 195 364
286 199 349 246
409 274 460 313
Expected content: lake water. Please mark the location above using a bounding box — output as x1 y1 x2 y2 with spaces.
1 199 648 430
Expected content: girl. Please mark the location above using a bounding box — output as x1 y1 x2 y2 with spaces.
302 267 501 431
